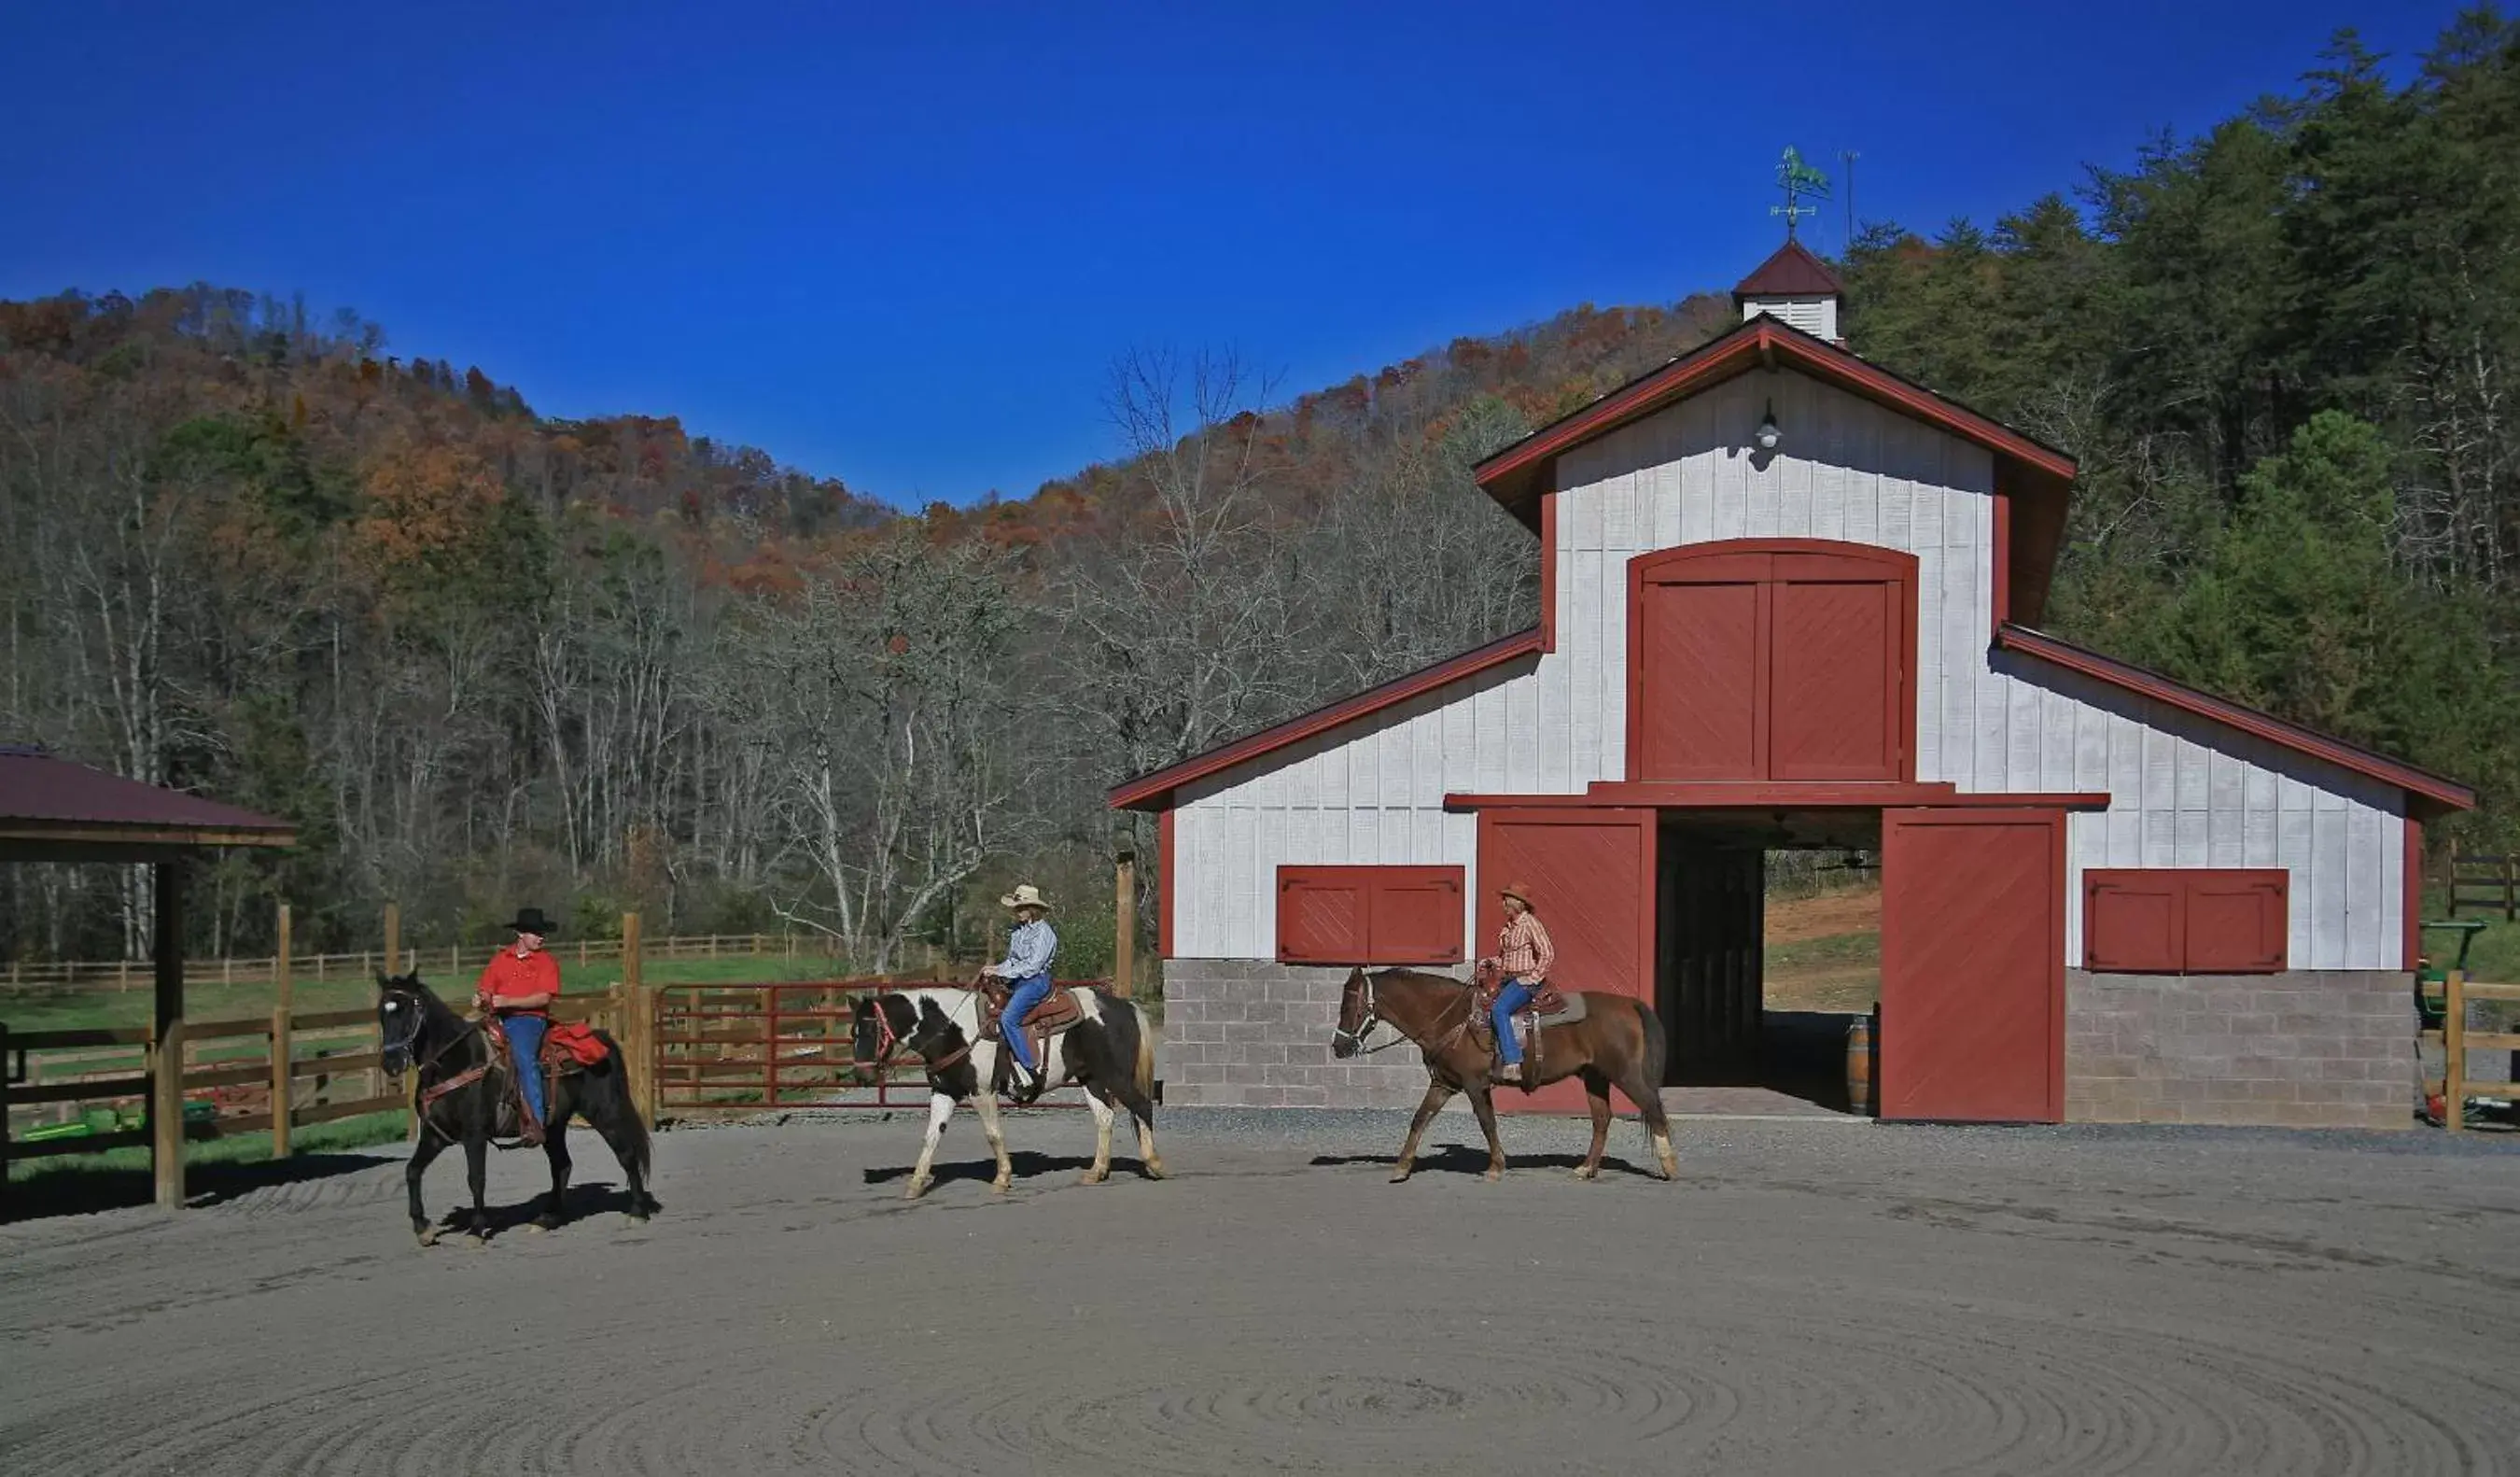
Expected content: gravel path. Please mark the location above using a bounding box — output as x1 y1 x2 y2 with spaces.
5 1108 2519 1475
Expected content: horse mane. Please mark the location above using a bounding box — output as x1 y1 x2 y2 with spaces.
1369 966 1472 991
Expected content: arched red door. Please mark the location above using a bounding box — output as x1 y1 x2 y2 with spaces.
1627 540 1917 783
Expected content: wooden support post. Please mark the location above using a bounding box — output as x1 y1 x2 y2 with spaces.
272 903 293 1158
152 861 188 1210
622 913 652 1129
383 902 400 979
2445 969 2468 1132
1114 846 1137 998
0 1020 12 1217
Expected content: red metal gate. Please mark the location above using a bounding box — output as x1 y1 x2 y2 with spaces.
1878 808 2065 1122
651 980 1098 1116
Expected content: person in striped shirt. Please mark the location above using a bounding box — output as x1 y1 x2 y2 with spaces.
1479 881 1555 1084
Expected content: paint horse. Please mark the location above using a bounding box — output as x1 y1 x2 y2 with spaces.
378 972 655 1245
1331 966 1678 1183
851 983 1164 1199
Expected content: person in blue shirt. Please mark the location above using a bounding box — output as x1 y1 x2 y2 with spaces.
983 883 1057 1098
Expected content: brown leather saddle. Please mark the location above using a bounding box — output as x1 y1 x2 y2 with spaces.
973 976 1085 1077
477 1016 591 1143
1470 971 1579 1074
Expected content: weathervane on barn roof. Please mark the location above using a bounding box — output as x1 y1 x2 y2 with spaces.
1771 146 1830 240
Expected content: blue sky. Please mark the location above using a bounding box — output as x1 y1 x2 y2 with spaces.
0 0 2474 506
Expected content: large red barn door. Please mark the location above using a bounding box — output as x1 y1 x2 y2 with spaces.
1477 809 1656 1115
1629 541 1914 783
1878 807 2065 1122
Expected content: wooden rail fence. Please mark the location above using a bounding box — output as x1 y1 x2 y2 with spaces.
0 931 863 993
1 1009 404 1196
2448 854 2520 921
2429 971 2520 1132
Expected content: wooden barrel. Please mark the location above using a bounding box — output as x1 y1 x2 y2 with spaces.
1845 1013 1875 1117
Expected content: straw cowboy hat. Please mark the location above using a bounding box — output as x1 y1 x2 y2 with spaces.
1000 883 1053 913
1496 880 1536 909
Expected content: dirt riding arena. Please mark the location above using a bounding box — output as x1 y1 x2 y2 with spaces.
6 1110 2520 1475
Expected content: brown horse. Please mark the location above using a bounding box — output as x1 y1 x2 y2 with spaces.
1331 966 1678 1183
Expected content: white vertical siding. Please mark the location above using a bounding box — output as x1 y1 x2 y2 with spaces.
1168 365 2410 970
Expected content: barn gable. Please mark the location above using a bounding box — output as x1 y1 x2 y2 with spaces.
1143 359 2446 971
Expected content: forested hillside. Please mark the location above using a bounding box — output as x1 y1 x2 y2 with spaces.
5 9 2516 970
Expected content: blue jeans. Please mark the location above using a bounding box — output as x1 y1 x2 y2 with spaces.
503 1014 548 1126
1001 973 1052 1073
1492 979 1536 1064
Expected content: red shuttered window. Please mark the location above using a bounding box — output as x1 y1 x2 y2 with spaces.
1276 866 1465 965
2084 869 2288 974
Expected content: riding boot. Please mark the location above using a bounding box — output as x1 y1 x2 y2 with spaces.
1492 1062 1522 1085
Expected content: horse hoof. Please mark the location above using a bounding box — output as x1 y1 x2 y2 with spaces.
625 1213 649 1226
1573 1167 1599 1181
990 1176 1012 1194
1483 1168 1504 1183
523 1222 550 1235
903 1177 931 1202
1387 1169 1412 1184
1141 1159 1168 1181
1079 1168 1109 1185
416 1228 441 1247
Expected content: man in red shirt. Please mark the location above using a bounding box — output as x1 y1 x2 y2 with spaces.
473 907 562 1144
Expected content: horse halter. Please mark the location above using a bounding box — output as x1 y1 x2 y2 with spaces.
1331 973 1382 1055
862 993 975 1076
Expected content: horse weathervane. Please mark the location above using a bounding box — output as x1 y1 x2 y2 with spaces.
1771 146 1831 240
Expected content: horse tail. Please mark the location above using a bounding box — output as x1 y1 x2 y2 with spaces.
593 1028 653 1175
1632 999 1672 1143
1133 1003 1157 1101
1637 999 1668 1095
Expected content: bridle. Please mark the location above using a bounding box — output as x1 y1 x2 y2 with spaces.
1332 973 1392 1055
382 989 491 1132
861 992 977 1076
382 989 475 1070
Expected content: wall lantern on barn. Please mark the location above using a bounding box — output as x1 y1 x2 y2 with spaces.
1111 195 2474 1132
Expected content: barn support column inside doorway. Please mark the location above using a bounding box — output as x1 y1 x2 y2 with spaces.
151 857 189 1209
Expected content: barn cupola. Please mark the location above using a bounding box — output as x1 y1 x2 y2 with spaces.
1733 237 1844 343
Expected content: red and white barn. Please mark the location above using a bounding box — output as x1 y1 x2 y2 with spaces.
1113 244 2473 1128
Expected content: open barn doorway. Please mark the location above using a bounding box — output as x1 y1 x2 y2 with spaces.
1654 810 1880 1113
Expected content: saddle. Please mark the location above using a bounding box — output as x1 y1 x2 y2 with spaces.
476 1017 609 1144
1469 971 1583 1079
974 976 1085 1076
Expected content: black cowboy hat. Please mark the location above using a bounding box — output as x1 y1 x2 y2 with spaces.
507 907 556 936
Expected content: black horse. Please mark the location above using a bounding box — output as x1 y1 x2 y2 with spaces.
377 972 655 1245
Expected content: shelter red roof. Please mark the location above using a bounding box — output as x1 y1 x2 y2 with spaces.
0 746 295 855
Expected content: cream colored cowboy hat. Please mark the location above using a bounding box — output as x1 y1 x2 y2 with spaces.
1000 883 1053 912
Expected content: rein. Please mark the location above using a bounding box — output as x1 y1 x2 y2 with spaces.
386 997 490 1119
1337 973 1477 1058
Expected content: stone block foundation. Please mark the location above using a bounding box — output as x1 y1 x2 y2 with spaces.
1156 959 1449 1109
2065 968 2415 1131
